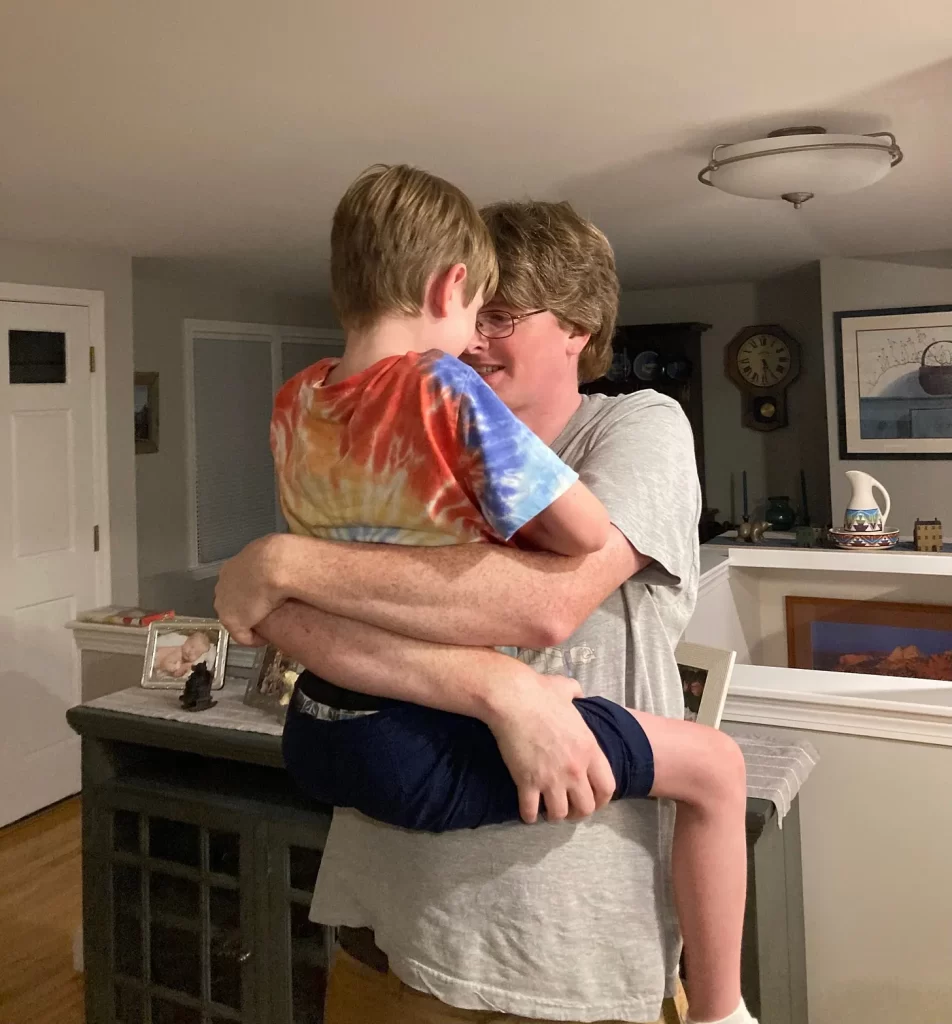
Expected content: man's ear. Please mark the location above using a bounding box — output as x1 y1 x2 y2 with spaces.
566 328 591 357
427 263 468 318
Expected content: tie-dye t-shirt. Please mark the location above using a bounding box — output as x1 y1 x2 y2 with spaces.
271 349 578 547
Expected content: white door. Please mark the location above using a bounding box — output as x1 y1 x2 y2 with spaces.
0 300 98 827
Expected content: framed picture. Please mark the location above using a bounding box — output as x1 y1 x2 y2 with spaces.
675 641 736 729
834 305 952 459
786 596 952 680
134 371 159 454
141 619 229 689
243 645 304 720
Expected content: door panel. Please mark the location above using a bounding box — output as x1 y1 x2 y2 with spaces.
0 300 97 826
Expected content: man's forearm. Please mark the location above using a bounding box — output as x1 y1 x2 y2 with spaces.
257 598 537 721
264 528 643 648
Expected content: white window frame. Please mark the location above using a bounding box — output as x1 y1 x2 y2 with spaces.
183 319 343 577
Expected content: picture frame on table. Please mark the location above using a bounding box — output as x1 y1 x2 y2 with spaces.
141 619 229 690
675 641 736 729
834 305 952 459
786 596 952 681
243 645 304 720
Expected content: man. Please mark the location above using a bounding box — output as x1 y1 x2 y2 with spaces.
216 199 709 1023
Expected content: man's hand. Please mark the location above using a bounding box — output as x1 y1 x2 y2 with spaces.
484 674 616 824
214 535 289 646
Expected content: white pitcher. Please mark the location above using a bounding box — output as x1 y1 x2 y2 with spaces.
844 470 891 532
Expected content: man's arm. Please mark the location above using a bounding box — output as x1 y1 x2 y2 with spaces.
258 599 616 823
215 524 649 649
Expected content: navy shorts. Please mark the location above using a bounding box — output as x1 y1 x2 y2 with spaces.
282 672 655 832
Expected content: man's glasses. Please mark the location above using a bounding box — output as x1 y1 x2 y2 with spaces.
475 309 547 340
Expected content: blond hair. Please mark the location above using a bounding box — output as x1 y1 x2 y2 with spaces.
331 164 498 330
480 200 619 383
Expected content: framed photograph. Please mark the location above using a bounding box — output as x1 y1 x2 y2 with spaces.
786 596 952 680
243 645 304 720
134 371 159 454
675 641 736 729
141 619 229 689
834 305 952 459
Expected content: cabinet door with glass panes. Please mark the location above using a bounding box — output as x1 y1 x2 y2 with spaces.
85 787 264 1024
263 816 335 1024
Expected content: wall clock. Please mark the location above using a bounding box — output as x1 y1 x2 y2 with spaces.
725 324 801 431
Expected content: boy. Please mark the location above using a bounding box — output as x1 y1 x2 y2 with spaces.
275 164 753 1024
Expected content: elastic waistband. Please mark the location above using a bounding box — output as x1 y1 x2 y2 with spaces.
297 670 400 712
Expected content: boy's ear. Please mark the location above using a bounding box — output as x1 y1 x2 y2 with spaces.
429 263 468 318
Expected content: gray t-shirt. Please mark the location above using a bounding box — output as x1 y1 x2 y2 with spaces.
310 391 701 1023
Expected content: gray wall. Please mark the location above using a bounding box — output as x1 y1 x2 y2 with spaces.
132 259 335 614
757 265 830 527
0 238 138 604
619 269 828 526
820 257 952 535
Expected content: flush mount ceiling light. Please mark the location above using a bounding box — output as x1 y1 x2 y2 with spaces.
697 126 903 209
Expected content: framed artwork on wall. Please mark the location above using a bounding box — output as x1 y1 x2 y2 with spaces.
834 305 952 459
134 371 159 454
786 596 952 681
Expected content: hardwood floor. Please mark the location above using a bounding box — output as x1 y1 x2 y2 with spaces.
0 798 84 1024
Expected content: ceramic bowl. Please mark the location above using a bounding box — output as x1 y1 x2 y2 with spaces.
829 528 900 550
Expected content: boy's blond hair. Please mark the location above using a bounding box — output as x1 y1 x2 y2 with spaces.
480 200 619 383
331 164 498 331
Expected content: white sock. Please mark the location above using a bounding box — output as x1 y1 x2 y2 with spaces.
686 999 757 1024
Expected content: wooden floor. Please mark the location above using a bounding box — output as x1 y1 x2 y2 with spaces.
0 798 84 1024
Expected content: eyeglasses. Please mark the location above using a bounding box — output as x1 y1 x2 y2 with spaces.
475 309 547 340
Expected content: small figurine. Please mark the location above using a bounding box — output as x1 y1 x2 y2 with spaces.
913 518 943 552
737 517 753 542
795 525 817 548
179 662 217 712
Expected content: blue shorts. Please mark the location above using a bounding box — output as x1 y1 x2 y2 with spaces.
282 672 655 832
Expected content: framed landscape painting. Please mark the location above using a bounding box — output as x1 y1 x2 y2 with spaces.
786 596 952 681
834 305 952 459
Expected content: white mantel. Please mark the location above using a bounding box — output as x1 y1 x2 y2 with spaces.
691 537 952 747
711 538 952 577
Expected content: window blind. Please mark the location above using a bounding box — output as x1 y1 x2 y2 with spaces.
280 341 340 383
192 336 276 564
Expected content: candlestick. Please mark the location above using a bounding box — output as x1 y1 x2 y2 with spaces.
742 470 748 519
800 469 809 526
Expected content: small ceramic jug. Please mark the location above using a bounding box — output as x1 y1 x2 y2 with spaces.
844 470 891 532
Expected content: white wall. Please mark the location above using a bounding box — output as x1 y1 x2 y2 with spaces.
132 259 335 614
0 238 137 604
728 721 952 1024
821 257 952 534
620 270 828 525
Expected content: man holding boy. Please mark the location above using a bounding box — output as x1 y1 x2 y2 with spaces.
216 174 746 1024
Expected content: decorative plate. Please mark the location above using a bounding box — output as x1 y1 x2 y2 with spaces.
828 528 900 550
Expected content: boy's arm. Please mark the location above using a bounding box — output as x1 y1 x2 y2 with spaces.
516 479 611 556
257 598 616 822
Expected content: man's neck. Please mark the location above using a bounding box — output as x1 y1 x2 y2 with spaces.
516 385 583 446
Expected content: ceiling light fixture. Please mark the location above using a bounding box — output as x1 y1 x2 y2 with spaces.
697 126 903 209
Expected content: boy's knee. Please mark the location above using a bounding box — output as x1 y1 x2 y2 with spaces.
696 729 747 809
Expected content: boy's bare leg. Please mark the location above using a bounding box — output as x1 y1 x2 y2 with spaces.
627 711 751 1024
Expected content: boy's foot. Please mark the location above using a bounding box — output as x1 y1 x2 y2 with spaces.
687 1000 758 1024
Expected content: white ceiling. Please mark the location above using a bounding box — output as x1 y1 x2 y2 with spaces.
2 1 952 292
